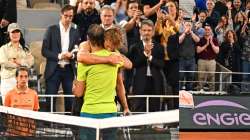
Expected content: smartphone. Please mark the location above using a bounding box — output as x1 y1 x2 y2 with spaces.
160 6 168 14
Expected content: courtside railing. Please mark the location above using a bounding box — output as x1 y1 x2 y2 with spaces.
179 62 250 93
36 95 179 114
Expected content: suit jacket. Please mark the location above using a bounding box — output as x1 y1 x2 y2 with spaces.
129 40 165 95
41 24 80 80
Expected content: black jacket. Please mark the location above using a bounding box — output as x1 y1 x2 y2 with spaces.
129 40 165 95
73 9 101 42
41 24 80 79
217 41 241 72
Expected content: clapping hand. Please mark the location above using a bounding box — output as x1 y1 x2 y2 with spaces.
226 1 232 10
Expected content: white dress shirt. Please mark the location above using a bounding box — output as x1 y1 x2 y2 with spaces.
58 21 71 65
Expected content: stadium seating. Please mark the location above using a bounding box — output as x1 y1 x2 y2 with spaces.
17 8 60 44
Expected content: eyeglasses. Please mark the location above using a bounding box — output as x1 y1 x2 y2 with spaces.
63 14 73 19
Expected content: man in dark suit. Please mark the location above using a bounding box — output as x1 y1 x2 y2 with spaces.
42 5 80 113
0 0 17 47
129 19 165 113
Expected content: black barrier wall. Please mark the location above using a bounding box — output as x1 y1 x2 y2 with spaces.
180 95 250 131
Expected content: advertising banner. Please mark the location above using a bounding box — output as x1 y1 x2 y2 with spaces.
180 95 250 130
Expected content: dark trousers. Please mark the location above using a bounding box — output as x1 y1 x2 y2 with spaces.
164 60 179 110
45 65 74 112
179 58 196 90
124 69 134 93
133 77 161 113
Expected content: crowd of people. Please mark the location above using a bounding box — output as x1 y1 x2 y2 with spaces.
179 0 250 92
0 0 250 138
1 0 250 131
1 0 180 114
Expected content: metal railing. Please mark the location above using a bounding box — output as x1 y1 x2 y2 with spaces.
179 70 250 92
36 94 179 114
179 62 250 93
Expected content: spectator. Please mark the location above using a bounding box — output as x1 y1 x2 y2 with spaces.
205 0 220 31
155 1 178 53
231 0 244 20
100 5 128 54
0 23 34 104
217 30 241 83
215 15 234 45
166 1 178 21
164 34 180 109
192 10 206 38
240 21 250 92
234 11 248 39
73 0 101 42
0 0 17 47
129 20 165 113
111 0 128 22
141 0 167 23
198 11 207 24
74 24 128 140
155 1 179 95
214 0 228 16
178 8 185 33
196 24 219 91
119 0 142 92
42 5 80 113
120 0 142 48
4 66 39 111
179 21 200 90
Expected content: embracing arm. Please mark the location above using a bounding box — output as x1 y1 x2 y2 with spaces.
120 54 133 69
77 41 123 65
116 71 130 115
73 80 86 97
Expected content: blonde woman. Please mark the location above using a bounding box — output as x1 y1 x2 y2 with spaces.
155 1 179 109
155 1 178 59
